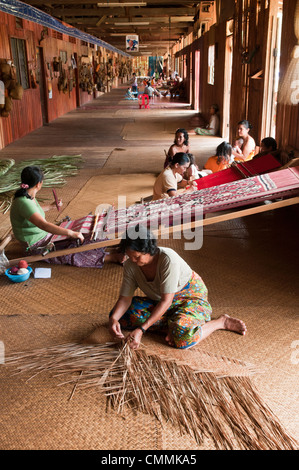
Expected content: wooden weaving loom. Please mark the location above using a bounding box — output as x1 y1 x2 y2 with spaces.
195 153 282 190
7 166 299 266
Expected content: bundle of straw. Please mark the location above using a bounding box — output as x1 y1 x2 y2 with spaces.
6 341 298 450
278 0 299 105
0 155 83 214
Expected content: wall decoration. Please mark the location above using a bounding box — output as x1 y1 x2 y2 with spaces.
0 61 24 117
126 35 139 52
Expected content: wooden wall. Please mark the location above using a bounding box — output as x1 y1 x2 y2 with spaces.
0 15 43 149
184 0 299 152
229 0 272 147
276 0 299 152
0 11 110 150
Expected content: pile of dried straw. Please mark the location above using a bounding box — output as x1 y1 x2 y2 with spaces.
6 341 298 450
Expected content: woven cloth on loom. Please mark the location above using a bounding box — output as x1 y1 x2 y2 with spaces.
195 153 282 190
104 167 299 236
48 167 299 242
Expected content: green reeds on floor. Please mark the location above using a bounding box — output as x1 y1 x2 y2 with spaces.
0 155 83 213
6 341 298 450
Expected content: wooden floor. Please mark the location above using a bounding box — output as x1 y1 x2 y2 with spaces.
0 84 298 450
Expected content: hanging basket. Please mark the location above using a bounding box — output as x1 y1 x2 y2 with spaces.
9 83 24 100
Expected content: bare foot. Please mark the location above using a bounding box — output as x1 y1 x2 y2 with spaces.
105 252 127 265
165 334 175 347
222 314 247 335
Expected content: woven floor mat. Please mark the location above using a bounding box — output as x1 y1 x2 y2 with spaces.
103 147 164 174
57 172 157 221
0 314 218 450
2 205 299 315
0 307 298 450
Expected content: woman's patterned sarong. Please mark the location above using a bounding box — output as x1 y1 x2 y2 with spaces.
194 127 216 136
28 234 106 268
119 271 212 349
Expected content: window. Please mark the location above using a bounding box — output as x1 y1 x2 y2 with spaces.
10 38 29 89
59 50 67 64
202 4 211 13
15 17 23 29
52 30 63 40
208 44 215 85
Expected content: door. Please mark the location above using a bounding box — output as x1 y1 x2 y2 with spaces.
222 33 233 139
193 50 200 111
74 52 80 107
36 47 48 125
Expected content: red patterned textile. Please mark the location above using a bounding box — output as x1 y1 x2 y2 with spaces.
195 154 281 190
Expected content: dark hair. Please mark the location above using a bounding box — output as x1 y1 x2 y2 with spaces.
14 165 44 199
261 137 277 151
238 120 253 130
187 153 195 165
216 141 232 164
120 225 158 256
174 128 189 146
211 104 219 113
170 152 190 167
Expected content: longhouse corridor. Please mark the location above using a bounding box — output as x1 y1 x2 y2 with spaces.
0 84 298 450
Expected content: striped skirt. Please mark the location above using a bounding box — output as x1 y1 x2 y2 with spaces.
28 234 106 268
119 271 212 349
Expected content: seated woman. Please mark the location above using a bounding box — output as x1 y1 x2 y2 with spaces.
144 80 161 99
204 141 232 173
189 104 220 136
169 76 185 99
153 153 196 201
10 166 124 267
109 227 247 350
231 120 256 162
164 128 190 168
125 87 138 100
260 137 277 154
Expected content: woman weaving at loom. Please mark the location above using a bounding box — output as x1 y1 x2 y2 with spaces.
10 166 125 267
109 227 247 350
153 153 197 201
203 141 233 173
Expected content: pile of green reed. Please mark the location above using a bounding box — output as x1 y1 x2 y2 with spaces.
0 155 83 213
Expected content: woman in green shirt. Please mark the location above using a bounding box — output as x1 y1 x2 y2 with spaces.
10 166 124 267
109 227 247 350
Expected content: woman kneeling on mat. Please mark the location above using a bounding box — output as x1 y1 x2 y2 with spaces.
109 227 247 350
10 165 124 267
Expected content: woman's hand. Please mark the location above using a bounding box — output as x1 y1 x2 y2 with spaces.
42 199 63 212
68 230 84 244
109 318 125 341
52 198 63 210
126 328 143 350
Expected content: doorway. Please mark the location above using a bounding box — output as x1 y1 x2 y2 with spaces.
36 47 48 125
268 8 283 138
222 28 233 139
193 50 200 111
260 1 283 141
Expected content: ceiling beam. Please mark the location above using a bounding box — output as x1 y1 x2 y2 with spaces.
106 16 194 23
65 17 192 27
28 0 196 5
47 7 195 17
